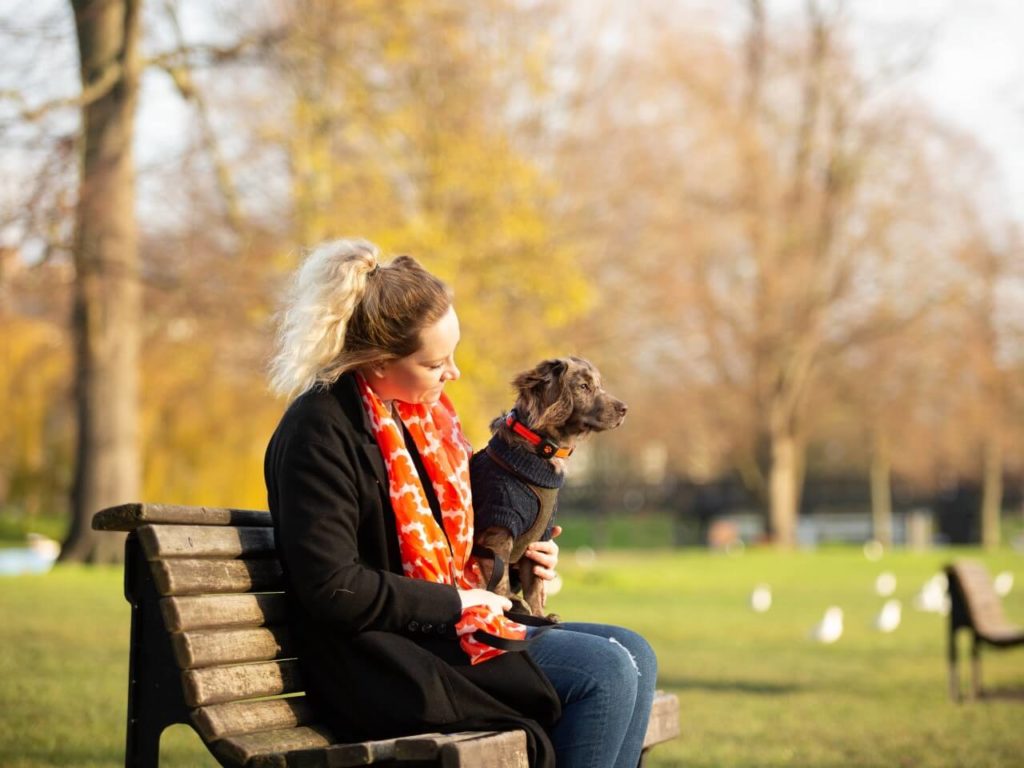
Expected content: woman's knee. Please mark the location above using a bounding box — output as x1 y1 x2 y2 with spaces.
602 627 658 682
585 636 643 697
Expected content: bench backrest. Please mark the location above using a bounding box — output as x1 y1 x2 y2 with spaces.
945 560 1018 641
94 503 335 767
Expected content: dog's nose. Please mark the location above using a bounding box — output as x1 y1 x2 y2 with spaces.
616 401 628 415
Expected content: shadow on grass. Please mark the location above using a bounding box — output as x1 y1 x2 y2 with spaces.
975 687 1024 703
658 677 804 695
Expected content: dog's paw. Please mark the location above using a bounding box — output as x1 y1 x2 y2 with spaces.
509 596 532 616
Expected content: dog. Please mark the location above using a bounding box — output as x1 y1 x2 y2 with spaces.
470 357 627 618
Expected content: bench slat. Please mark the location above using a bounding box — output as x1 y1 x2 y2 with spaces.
153 558 283 596
286 734 444 768
315 736 404 766
439 730 528 768
139 524 277 560
213 724 334 767
93 503 273 531
192 698 315 742
172 626 293 669
161 594 288 632
393 732 487 761
644 690 681 748
182 659 303 707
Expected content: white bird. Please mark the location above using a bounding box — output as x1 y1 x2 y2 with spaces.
874 571 897 597
994 571 1014 597
913 573 949 614
750 584 772 613
811 606 844 643
874 599 902 633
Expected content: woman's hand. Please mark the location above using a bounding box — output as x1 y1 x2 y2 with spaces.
524 525 562 581
458 588 513 614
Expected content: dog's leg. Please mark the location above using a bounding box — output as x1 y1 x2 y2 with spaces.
519 560 543 617
519 555 561 621
475 526 516 599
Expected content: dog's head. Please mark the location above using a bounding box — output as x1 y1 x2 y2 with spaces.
500 356 627 444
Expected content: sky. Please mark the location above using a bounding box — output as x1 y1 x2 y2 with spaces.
689 0 1024 224
846 0 1024 221
2 0 1023 227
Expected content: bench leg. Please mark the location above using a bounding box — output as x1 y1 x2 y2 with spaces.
947 627 960 702
123 534 192 767
970 634 982 700
125 711 166 768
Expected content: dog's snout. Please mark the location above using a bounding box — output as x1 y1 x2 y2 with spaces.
615 400 628 416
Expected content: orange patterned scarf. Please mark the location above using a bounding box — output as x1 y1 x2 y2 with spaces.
356 373 526 664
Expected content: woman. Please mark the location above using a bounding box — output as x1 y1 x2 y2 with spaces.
265 239 656 767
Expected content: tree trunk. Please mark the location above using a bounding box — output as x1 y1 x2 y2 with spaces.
980 435 1002 550
768 429 802 548
869 428 893 548
59 0 142 564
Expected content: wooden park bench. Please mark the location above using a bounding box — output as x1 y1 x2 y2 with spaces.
93 503 681 767
945 559 1024 701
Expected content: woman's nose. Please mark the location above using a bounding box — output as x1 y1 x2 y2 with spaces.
444 361 460 382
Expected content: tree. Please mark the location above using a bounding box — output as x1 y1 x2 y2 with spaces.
59 0 143 562
267 0 590 443
542 0 982 546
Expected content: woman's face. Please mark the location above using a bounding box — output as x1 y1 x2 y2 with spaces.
367 305 461 405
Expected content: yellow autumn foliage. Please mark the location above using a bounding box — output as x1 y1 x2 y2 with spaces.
0 312 71 517
278 0 591 446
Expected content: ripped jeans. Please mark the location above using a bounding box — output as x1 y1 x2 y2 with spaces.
528 623 658 768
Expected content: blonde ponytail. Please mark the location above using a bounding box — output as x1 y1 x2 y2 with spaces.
269 239 379 400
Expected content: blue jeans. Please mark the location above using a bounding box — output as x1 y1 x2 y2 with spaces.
528 623 657 768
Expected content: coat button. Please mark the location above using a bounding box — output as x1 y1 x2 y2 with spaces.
422 623 433 633
437 623 448 634
408 621 419 632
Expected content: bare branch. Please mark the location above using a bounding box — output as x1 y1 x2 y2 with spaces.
2 61 120 122
145 0 281 234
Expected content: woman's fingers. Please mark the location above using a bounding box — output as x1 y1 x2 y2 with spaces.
526 535 560 579
532 563 557 580
459 588 512 613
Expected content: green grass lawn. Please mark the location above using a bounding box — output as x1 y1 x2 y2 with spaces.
1 548 1022 767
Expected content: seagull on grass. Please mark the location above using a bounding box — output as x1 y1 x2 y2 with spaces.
874 571 897 597
874 599 902 633
811 606 844 644
750 584 772 613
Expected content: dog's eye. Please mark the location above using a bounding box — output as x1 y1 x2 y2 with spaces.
577 381 593 392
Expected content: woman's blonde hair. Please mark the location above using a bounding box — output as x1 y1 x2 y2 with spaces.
269 239 452 401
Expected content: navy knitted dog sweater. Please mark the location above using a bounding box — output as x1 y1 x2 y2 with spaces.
470 434 565 540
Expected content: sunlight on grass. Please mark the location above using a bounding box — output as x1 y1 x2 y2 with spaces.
1 548 1022 767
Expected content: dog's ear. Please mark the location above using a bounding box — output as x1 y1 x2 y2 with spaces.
537 383 575 433
512 358 567 393
512 358 568 429
531 359 576 434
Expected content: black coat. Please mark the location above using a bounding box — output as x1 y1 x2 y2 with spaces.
264 372 560 766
